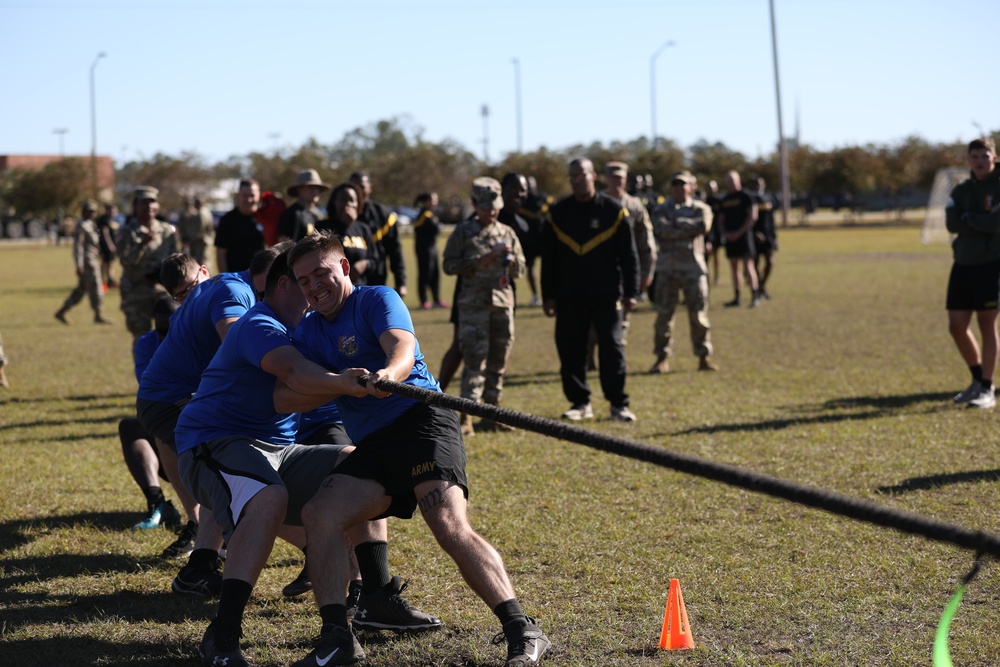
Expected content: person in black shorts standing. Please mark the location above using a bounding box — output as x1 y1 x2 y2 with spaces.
719 170 761 308
750 177 779 299
703 180 724 286
945 137 1000 409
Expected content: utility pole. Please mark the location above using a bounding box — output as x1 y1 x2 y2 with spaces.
511 58 523 153
481 104 490 164
769 0 791 227
54 128 68 156
89 51 106 195
649 40 675 150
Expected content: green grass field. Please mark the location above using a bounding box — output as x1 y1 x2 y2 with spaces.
2 226 999 667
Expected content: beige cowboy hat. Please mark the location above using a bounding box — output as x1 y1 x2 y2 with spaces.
287 169 331 196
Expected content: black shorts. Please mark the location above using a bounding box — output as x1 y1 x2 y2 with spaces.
299 421 353 447
137 396 191 448
725 233 756 259
946 261 1000 311
334 403 468 520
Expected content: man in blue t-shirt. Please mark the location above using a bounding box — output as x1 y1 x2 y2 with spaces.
174 249 438 667
137 250 273 592
284 232 550 667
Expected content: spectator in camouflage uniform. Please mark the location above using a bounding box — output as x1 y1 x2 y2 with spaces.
55 200 113 325
177 197 215 268
117 187 179 342
442 177 526 436
649 171 717 373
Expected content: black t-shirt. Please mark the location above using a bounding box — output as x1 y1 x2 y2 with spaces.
752 191 777 241
215 208 265 272
719 191 755 234
316 217 373 285
277 203 319 242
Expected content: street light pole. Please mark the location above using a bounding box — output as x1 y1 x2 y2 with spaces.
89 51 106 195
649 40 675 151
53 128 68 156
481 104 490 164
769 0 791 227
511 58 523 153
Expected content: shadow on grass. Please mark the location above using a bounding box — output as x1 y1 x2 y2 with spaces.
672 391 953 436
502 370 561 387
0 510 141 553
0 392 135 405
0 414 123 431
3 624 209 667
876 469 1000 495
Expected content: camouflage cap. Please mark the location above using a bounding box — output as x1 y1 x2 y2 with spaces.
133 186 159 202
605 161 628 177
670 171 695 185
81 199 98 212
471 177 503 211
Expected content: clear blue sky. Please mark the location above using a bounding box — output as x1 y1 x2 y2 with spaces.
1 0 995 166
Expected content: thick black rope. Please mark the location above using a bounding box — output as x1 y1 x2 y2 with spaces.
359 376 1000 557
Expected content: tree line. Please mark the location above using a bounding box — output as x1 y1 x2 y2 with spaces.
3 116 996 222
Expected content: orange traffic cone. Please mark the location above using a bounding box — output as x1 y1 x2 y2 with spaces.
658 578 695 650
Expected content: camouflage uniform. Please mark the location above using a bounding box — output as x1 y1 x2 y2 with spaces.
651 196 714 360
56 215 106 320
177 205 215 267
442 215 526 406
117 218 178 340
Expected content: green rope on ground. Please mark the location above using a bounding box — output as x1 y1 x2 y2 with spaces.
933 561 981 667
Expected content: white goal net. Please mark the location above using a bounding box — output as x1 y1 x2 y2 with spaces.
921 167 969 244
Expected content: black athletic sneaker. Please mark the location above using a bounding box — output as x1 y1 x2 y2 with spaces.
199 621 247 667
162 520 198 559
492 618 551 667
352 575 442 632
291 624 364 667
345 580 363 619
172 559 222 598
282 561 312 598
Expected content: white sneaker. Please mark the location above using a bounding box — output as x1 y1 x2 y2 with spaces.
610 405 637 422
953 381 979 403
968 385 996 409
562 403 593 420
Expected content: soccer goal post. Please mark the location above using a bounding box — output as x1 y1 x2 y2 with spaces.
921 167 968 244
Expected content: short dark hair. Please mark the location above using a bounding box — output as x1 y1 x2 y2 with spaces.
159 253 200 293
348 171 369 183
263 248 294 298
501 172 525 190
153 297 179 337
413 192 434 207
326 182 362 213
288 231 345 273
249 241 293 280
970 137 997 154
238 178 259 190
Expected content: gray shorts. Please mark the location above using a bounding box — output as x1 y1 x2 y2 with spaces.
178 436 348 535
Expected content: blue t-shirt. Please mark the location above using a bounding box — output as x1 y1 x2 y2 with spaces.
133 330 161 383
137 271 255 403
175 301 300 454
292 285 440 443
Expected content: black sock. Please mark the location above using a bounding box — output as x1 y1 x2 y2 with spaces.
493 598 528 634
143 486 165 507
981 379 993 391
971 365 984 382
188 548 218 569
215 578 252 637
320 603 349 629
355 541 391 593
